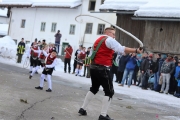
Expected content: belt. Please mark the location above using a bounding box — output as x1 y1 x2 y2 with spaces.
90 64 111 70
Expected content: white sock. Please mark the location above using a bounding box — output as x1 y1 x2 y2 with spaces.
78 69 82 76
101 96 111 117
40 74 45 87
36 66 40 72
75 68 79 75
81 91 95 110
30 66 33 71
47 75 52 90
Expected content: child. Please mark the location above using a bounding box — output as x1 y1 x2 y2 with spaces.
174 60 180 98
35 48 57 92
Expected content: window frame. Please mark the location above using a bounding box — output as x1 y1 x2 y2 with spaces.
88 0 96 11
40 22 46 32
51 23 57 32
69 24 76 35
21 19 26 28
97 24 105 35
85 23 93 34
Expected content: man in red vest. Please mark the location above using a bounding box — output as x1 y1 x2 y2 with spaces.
78 27 142 120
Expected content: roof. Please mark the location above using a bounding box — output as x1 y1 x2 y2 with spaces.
135 0 180 18
0 8 8 17
100 0 149 11
0 0 82 8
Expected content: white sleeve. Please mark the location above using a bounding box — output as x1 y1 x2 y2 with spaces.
45 58 57 68
26 48 31 57
42 50 48 57
105 37 125 53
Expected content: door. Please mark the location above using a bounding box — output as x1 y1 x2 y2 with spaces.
61 42 69 55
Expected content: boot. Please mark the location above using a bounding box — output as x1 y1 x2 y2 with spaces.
98 115 114 120
78 108 87 116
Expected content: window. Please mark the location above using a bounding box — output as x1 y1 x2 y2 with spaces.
40 22 46 31
97 24 105 35
21 19 26 28
51 23 57 32
101 0 105 4
88 0 96 11
69 25 76 35
26 41 30 44
13 39 17 45
85 23 93 34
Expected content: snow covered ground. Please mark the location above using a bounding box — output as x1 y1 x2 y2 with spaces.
0 36 180 110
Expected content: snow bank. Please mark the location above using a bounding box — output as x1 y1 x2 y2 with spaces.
135 0 180 18
100 0 149 11
0 36 17 60
0 24 8 36
0 8 7 17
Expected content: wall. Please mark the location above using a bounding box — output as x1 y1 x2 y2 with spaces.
0 17 9 24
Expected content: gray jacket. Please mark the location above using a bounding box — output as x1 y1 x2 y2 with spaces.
54 33 62 43
160 60 175 74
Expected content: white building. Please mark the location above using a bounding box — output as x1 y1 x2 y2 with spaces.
0 0 116 55
0 8 9 37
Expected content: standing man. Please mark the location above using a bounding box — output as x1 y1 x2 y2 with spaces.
72 45 82 74
78 27 142 120
17 38 25 63
54 30 62 54
83 47 91 77
64 44 73 73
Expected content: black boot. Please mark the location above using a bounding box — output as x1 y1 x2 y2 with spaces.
29 75 32 79
46 88 52 92
98 115 114 120
78 108 87 116
35 86 43 90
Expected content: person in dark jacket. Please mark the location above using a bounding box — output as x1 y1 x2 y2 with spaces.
64 44 73 73
72 45 82 74
119 53 137 87
132 54 141 85
174 60 180 98
54 30 62 54
153 53 161 90
110 52 118 81
141 53 154 89
169 55 179 95
116 53 129 83
17 38 25 63
83 47 91 77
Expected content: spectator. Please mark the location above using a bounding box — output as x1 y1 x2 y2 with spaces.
110 52 118 81
64 44 73 73
54 30 62 54
119 53 137 88
72 45 82 74
132 53 141 85
41 40 47 49
153 53 161 90
174 60 180 98
160 54 175 94
137 52 148 86
17 38 25 63
84 47 91 78
141 53 154 90
169 55 179 95
116 53 129 83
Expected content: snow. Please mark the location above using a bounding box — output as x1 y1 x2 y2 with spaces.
0 0 82 8
0 36 180 110
0 24 8 36
135 0 180 18
100 0 149 11
0 8 7 17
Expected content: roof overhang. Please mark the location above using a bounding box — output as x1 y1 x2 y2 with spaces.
132 17 180 22
93 10 135 14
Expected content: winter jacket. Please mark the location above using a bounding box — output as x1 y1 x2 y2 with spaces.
160 59 175 74
158 58 165 74
174 66 180 80
125 56 137 70
64 47 73 59
140 57 154 72
17 41 25 54
54 33 62 43
118 55 129 72
74 49 81 60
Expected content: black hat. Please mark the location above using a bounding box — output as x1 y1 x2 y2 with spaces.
52 50 57 54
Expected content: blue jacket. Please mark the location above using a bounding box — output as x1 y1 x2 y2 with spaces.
174 66 180 80
125 56 137 70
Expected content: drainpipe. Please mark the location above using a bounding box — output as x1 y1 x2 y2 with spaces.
8 8 12 36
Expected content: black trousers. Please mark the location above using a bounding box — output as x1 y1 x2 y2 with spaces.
30 56 38 67
169 77 178 94
42 68 54 75
90 67 114 98
17 54 23 63
64 58 71 73
117 71 124 83
133 67 139 84
110 67 118 81
73 59 77 73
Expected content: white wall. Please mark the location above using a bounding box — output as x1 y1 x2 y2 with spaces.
0 17 9 24
9 0 117 56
